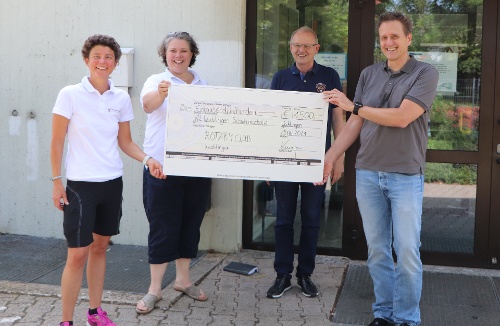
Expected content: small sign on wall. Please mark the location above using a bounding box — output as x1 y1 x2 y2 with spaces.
315 53 347 80
411 52 458 93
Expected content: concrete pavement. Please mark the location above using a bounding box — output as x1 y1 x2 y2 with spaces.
0 250 348 325
3 247 500 325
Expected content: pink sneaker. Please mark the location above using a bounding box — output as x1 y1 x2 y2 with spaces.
86 307 116 326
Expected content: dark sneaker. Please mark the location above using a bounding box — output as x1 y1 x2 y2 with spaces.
367 317 394 326
266 275 291 298
297 275 319 297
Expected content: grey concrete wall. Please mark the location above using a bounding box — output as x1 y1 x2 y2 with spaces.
0 0 246 251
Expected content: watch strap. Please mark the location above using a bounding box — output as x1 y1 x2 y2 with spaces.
142 155 152 166
353 102 363 115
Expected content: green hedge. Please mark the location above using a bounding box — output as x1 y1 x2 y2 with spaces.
425 162 477 185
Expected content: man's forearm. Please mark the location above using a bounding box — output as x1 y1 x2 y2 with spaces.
327 116 363 163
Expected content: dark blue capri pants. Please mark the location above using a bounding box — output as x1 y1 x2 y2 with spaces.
143 168 211 264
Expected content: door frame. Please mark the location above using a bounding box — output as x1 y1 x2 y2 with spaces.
349 0 499 269
487 0 500 267
420 0 497 268
243 0 500 269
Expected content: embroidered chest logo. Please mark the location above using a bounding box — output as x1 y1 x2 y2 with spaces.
316 83 326 93
108 108 120 113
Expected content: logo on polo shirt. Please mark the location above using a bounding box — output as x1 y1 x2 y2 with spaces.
108 108 120 113
316 83 326 93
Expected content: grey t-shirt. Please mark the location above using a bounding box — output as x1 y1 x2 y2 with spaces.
354 56 439 174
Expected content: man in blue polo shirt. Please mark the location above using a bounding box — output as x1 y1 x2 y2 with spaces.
266 26 344 299
322 12 439 326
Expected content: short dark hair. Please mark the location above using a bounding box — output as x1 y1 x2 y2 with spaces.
81 34 122 61
158 32 199 67
378 12 413 35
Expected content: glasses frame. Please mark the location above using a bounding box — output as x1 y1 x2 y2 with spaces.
289 43 318 50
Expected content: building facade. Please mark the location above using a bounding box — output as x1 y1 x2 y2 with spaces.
0 0 247 253
1 0 499 269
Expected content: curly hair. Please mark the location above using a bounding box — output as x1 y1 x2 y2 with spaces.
81 34 122 62
158 32 199 67
378 12 413 35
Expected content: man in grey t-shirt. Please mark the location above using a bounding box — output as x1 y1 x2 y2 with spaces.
321 12 438 326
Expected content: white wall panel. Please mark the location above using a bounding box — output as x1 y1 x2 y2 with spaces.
0 0 246 251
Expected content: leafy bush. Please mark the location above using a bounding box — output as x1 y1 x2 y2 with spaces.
425 163 477 185
428 96 478 151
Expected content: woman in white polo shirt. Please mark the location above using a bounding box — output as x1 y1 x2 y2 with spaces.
50 34 164 326
135 32 211 314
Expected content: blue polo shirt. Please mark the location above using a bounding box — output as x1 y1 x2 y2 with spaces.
270 61 342 151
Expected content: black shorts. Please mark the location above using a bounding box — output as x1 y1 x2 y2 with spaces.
63 177 123 248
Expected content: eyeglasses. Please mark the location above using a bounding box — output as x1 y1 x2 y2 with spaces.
167 31 190 37
290 43 318 50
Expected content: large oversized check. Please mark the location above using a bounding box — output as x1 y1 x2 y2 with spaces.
164 84 329 182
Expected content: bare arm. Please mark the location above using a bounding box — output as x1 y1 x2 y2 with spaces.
332 106 345 138
324 89 425 128
142 80 171 113
50 114 69 210
330 106 345 184
322 115 364 184
352 99 424 127
117 121 166 179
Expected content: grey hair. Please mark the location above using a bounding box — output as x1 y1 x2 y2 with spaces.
289 26 318 44
158 32 199 67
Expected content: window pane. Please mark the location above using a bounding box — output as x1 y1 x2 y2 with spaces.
252 180 343 249
422 163 477 253
374 5 483 151
253 0 349 249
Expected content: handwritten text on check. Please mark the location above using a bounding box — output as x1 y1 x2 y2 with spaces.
164 84 329 182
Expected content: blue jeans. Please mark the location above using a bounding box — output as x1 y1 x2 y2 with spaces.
273 181 326 277
356 169 423 326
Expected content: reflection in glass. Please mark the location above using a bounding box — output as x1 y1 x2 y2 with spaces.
256 0 349 79
252 180 343 249
255 50 273 89
421 163 477 253
374 3 483 151
253 0 348 249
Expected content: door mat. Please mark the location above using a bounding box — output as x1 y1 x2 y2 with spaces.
331 264 500 326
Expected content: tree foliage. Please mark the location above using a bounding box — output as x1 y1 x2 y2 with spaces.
375 0 482 77
256 0 483 77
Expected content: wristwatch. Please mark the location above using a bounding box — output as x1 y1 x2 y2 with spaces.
142 155 152 170
353 102 363 115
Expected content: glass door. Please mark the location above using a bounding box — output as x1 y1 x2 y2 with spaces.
487 0 500 266
245 0 350 254
359 0 498 268
245 0 500 268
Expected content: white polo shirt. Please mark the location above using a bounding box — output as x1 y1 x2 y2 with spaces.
140 68 206 163
53 77 134 182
